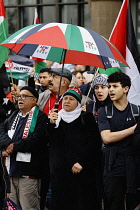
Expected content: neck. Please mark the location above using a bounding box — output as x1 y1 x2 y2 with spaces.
113 97 128 111
53 87 68 96
20 107 34 116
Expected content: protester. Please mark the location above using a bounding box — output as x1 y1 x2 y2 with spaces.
72 71 84 87
82 71 93 84
0 86 49 210
86 74 111 120
0 151 10 209
85 74 111 210
98 72 140 210
39 68 51 92
38 68 72 115
48 86 101 210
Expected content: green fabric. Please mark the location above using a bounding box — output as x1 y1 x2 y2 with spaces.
28 106 39 136
0 18 9 67
65 24 84 51
65 89 81 101
98 67 122 76
6 69 29 81
35 60 47 73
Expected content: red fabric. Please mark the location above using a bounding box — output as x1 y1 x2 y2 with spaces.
43 93 62 116
109 0 129 59
6 92 13 102
0 0 6 17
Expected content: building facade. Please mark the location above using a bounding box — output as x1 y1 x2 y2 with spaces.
4 0 140 51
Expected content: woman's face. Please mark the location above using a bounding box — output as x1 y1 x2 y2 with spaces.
94 84 109 101
63 95 78 112
75 72 83 87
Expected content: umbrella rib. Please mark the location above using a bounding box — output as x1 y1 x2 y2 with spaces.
54 49 67 109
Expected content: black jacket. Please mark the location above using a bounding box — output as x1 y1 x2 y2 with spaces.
0 109 49 178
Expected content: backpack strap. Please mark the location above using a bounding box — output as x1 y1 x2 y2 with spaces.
105 104 113 119
130 103 140 123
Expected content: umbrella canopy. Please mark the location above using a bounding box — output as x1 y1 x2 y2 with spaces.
0 22 128 69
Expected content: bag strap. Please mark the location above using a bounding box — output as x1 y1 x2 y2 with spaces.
105 103 140 123
130 103 140 123
105 104 113 119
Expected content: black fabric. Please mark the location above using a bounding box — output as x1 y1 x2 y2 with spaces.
86 93 112 122
0 109 50 178
48 112 101 210
20 86 39 99
0 151 10 207
104 176 140 210
104 176 126 210
98 104 136 176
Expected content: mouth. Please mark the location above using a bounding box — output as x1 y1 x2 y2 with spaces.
48 82 53 86
110 93 115 98
18 101 24 105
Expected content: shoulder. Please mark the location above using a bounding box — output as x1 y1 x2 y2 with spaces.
38 109 48 119
39 89 51 99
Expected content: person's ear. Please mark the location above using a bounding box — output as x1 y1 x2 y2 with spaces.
124 86 129 94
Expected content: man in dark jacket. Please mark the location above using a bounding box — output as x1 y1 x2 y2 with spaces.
0 86 49 210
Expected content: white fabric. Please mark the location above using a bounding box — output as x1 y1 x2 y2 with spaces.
55 103 82 128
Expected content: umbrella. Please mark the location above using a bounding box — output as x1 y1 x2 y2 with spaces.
0 22 128 107
0 22 128 69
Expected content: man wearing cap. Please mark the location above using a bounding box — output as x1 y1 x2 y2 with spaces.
37 68 72 115
0 86 49 210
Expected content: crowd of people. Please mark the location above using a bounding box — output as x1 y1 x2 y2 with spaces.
0 63 140 210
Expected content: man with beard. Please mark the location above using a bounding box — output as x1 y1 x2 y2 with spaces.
37 68 72 115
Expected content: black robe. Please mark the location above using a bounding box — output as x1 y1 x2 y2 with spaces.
48 112 101 210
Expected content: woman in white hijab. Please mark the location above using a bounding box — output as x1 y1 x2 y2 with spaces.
48 86 101 210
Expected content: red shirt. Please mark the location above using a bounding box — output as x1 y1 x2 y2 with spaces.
43 92 62 116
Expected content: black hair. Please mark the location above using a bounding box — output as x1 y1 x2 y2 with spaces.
40 68 51 74
108 72 131 89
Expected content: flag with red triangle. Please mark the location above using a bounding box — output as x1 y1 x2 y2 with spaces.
31 8 47 73
0 0 10 68
109 0 140 105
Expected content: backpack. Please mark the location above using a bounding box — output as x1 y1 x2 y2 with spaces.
105 103 140 123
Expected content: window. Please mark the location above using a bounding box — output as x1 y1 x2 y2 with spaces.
4 0 90 35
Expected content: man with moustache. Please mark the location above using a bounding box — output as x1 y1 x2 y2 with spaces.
37 68 72 115
0 86 48 210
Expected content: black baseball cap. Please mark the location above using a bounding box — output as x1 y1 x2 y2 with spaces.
50 68 72 82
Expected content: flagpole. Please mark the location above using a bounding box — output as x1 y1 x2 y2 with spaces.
7 59 14 84
83 68 99 106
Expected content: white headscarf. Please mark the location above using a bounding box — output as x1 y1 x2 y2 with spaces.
55 103 82 128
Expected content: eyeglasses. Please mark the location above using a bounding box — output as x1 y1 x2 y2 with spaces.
15 94 35 100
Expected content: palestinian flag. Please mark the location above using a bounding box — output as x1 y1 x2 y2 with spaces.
98 67 121 76
0 0 9 67
5 56 34 81
109 0 140 105
32 8 47 73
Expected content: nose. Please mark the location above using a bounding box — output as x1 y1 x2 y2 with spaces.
49 75 53 82
97 87 102 92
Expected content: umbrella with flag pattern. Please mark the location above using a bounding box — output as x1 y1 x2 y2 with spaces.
31 8 47 74
0 22 128 69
